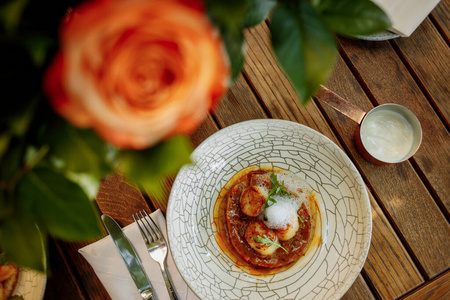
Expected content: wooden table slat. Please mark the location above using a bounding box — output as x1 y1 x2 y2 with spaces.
95 173 152 226
214 75 269 125
44 238 88 300
338 35 450 216
392 18 450 129
334 37 450 278
401 270 450 300
341 275 376 300
431 0 450 42
364 193 423 299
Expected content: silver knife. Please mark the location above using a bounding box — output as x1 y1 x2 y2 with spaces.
101 214 156 300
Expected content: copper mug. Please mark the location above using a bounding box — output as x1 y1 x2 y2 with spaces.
317 86 422 165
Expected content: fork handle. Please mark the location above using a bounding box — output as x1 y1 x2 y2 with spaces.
159 262 180 300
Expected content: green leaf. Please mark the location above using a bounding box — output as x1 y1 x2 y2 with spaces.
204 0 248 32
0 0 29 34
3 95 39 139
0 191 13 220
204 0 248 79
266 172 290 207
23 34 54 67
65 171 101 200
44 117 114 178
315 0 391 37
24 145 49 170
220 29 246 79
270 172 279 186
252 234 287 253
17 166 103 241
0 213 46 272
118 135 192 195
0 138 26 182
244 0 277 28
0 252 7 265
271 0 337 104
0 131 11 160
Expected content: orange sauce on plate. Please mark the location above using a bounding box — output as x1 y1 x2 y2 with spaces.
213 166 322 276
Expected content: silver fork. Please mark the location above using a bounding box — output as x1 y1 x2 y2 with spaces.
133 210 180 300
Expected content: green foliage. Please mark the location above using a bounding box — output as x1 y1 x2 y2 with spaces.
271 0 338 104
314 0 391 37
204 0 249 79
118 136 192 195
44 117 114 178
244 0 277 28
0 0 29 34
17 166 103 241
0 212 46 272
268 0 390 103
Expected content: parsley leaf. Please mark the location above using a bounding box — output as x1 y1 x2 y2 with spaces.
252 234 288 253
266 173 290 207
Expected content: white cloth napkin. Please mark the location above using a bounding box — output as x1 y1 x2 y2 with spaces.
371 0 441 36
79 209 199 300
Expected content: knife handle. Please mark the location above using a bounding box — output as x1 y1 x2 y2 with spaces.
141 288 156 300
140 288 158 300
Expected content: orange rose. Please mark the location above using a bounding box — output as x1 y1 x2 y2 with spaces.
44 0 230 149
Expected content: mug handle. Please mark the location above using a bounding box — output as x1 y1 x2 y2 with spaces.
316 85 367 125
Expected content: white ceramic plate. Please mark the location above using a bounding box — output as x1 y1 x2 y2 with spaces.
13 268 46 299
167 119 371 300
356 30 400 41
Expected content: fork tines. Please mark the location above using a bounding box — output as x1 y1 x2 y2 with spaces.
133 210 163 244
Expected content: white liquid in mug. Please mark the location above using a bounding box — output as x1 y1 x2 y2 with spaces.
360 110 414 163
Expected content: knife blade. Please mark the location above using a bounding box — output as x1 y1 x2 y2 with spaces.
101 214 155 300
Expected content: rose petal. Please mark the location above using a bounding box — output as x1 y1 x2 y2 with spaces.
44 0 230 149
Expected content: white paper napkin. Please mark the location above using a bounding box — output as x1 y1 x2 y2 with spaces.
79 209 199 300
371 0 441 36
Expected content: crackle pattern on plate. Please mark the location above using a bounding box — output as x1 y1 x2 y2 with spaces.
167 119 371 300
14 268 46 300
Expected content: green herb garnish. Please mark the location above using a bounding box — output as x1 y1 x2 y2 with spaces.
266 173 290 207
252 234 288 253
298 215 304 223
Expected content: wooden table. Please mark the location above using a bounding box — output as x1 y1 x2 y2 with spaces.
43 2 449 299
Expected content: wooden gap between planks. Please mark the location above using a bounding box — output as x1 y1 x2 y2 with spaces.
399 268 450 300
428 14 450 47
336 42 382 108
408 157 450 222
360 268 383 300
47 238 90 300
241 71 273 119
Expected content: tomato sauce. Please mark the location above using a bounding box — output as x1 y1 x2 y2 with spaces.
214 167 317 274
